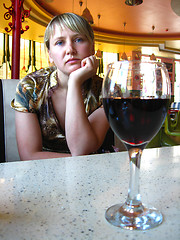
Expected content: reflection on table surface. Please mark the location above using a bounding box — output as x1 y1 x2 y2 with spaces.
0 146 179 240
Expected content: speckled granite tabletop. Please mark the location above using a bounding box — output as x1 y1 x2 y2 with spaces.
0 146 179 240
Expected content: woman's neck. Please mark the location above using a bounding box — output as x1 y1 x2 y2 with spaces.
56 70 69 90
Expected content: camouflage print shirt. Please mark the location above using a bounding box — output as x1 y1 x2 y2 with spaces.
11 66 103 153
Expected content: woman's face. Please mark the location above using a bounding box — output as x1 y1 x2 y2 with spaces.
48 24 94 76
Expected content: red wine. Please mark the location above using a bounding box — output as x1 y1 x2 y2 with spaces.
103 98 169 149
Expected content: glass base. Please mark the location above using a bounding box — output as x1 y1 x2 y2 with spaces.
105 203 163 230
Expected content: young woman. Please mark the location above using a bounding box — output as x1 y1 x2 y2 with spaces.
11 13 110 160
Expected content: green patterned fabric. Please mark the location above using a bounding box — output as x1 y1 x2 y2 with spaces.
11 66 103 153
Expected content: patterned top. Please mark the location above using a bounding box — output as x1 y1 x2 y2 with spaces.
11 66 103 153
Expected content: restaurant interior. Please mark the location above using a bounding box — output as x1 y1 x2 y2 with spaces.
0 0 180 162
0 2 179 238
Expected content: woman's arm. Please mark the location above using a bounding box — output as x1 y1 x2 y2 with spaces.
15 111 71 161
65 55 109 156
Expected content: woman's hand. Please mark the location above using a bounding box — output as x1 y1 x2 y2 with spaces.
68 55 99 86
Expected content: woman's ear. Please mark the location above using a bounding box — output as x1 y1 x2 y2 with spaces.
48 50 54 64
92 43 95 55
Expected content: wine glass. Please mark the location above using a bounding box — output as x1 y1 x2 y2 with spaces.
102 60 171 230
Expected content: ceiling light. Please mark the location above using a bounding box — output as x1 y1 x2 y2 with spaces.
121 22 128 60
125 0 143 6
95 14 102 59
81 1 94 24
96 49 102 59
150 25 156 61
82 8 94 24
150 53 156 61
121 52 128 60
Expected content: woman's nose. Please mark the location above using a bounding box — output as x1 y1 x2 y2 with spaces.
66 42 76 55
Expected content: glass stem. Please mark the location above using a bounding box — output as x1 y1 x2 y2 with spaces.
126 148 143 207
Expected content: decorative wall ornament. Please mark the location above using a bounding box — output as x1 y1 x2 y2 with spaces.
3 0 31 34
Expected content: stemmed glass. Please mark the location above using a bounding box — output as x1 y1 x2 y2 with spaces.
102 60 171 230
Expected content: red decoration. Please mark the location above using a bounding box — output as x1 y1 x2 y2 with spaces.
3 0 31 79
3 0 31 34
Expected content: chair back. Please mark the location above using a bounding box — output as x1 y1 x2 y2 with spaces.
0 79 20 162
164 112 180 137
170 102 180 110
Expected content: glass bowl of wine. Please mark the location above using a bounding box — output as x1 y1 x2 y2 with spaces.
102 60 171 230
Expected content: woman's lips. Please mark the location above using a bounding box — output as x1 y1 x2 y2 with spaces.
66 58 80 64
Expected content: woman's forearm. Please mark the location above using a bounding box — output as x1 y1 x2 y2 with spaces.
65 80 98 156
65 56 103 156
20 151 71 161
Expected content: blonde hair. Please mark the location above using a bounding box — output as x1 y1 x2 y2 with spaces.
44 12 94 51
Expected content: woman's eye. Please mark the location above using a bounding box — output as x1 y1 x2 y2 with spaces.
56 41 63 46
75 38 83 43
